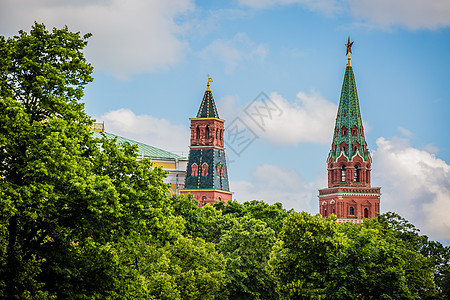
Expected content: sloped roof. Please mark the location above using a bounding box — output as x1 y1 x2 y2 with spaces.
196 87 220 119
330 57 370 161
91 131 185 161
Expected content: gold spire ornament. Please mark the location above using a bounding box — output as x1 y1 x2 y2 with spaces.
206 76 213 91
345 36 354 66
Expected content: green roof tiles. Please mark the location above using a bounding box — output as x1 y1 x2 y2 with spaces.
196 89 220 119
91 131 184 161
330 63 370 161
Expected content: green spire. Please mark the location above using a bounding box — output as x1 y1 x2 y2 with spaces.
330 57 369 161
196 78 220 119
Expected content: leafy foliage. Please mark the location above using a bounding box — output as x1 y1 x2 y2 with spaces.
269 212 440 299
218 216 277 300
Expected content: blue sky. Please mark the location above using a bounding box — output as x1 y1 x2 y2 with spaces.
1 0 449 243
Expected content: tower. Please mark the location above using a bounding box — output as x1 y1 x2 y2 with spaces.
180 78 233 207
318 38 381 223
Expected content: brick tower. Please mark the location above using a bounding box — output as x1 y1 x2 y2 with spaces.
180 78 233 207
318 38 381 223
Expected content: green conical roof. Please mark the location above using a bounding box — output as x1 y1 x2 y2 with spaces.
196 80 220 118
330 57 369 161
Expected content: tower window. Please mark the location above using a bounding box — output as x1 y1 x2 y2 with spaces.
340 143 347 154
206 125 210 139
349 206 354 215
342 127 347 136
191 163 198 176
201 163 209 176
352 126 357 136
354 165 359 182
335 128 339 137
341 165 346 182
364 208 369 218
196 126 200 139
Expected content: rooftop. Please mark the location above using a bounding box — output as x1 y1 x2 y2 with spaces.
91 130 185 161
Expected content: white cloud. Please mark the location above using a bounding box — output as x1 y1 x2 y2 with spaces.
398 126 413 137
239 0 450 29
200 33 268 73
231 164 320 213
97 108 190 156
241 91 337 145
348 0 450 30
373 137 450 242
0 0 194 79
238 0 340 15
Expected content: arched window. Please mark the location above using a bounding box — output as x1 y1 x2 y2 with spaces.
215 128 218 140
349 206 354 215
341 165 346 182
342 127 347 136
354 165 359 182
364 208 369 218
220 129 223 142
352 126 358 136
334 128 339 137
332 207 336 215
196 126 200 139
191 163 198 176
323 208 328 217
206 125 210 139
201 163 208 176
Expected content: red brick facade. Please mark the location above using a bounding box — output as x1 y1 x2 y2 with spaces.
190 118 224 147
181 189 233 207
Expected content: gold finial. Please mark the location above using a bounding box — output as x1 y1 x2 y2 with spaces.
206 76 213 91
345 36 354 66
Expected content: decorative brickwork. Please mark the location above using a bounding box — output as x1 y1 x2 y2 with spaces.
180 79 233 207
319 50 380 222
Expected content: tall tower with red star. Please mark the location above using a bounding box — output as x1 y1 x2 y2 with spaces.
318 38 381 223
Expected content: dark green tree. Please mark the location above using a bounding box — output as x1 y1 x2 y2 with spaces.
378 212 450 299
217 216 277 300
0 23 182 299
269 212 438 299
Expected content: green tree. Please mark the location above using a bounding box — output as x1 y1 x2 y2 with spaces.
171 194 236 244
117 234 226 300
378 212 450 299
217 200 290 234
269 212 438 299
0 23 182 299
269 212 343 299
217 216 277 300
